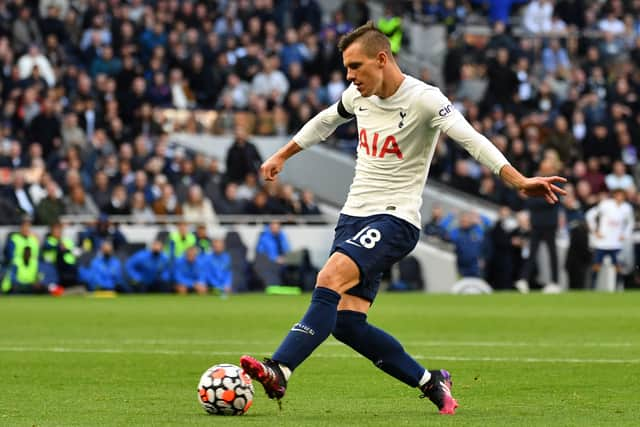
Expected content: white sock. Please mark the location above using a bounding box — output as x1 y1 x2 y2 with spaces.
418 369 431 387
279 364 292 381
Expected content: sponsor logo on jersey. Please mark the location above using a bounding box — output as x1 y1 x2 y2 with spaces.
438 104 455 117
359 128 404 159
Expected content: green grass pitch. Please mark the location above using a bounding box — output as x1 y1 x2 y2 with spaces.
1 292 639 426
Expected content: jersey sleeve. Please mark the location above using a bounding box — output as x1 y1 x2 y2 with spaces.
292 85 358 149
418 88 510 175
419 87 464 133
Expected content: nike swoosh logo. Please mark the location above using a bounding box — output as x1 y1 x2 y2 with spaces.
358 107 368 111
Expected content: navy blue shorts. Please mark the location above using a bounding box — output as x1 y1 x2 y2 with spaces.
330 213 420 302
594 249 620 266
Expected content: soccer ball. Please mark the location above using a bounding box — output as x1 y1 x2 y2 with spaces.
197 363 254 415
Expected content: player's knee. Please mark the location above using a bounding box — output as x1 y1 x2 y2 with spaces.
332 310 366 343
316 268 357 293
316 268 342 292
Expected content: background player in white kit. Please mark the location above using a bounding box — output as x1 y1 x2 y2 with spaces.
240 22 566 415
586 188 634 289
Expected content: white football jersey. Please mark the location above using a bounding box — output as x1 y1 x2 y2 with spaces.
586 199 634 250
293 75 508 228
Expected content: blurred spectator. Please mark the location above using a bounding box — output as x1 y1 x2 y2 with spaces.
251 54 289 105
3 216 39 264
217 182 247 215
201 237 233 294
541 38 570 76
17 45 55 87
584 157 606 194
12 7 42 54
448 211 487 278
64 186 99 216
125 239 170 292
194 224 211 254
34 181 65 225
2 171 34 217
1 246 45 294
82 241 129 292
256 220 290 264
470 0 529 25
486 206 518 290
236 172 260 202
165 221 196 261
173 245 207 295
605 160 635 191
183 184 217 224
300 189 322 215
519 158 561 291
79 215 127 253
41 221 78 288
341 0 370 27
225 127 263 184
484 47 518 108
130 191 156 222
522 0 554 34
152 183 183 216
377 5 403 55
423 205 450 240
105 184 131 215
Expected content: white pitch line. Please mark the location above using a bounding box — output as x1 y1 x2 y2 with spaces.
2 338 636 348
0 346 638 364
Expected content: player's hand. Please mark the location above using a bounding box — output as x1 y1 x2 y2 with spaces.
519 176 567 204
260 155 285 181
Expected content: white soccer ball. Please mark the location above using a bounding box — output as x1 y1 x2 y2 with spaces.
197 363 254 415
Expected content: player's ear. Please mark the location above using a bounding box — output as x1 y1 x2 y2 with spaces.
376 51 387 67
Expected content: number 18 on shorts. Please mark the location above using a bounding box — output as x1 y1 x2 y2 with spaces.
330 213 420 301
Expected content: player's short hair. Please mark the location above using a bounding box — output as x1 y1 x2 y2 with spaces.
337 21 392 58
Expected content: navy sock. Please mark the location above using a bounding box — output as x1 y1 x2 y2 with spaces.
332 310 425 387
272 287 341 370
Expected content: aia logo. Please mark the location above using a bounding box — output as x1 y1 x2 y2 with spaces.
359 128 403 159
438 104 454 116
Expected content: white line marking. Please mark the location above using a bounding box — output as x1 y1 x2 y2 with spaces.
1 338 635 348
0 346 638 364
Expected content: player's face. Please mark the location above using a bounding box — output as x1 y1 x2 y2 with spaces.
343 42 384 97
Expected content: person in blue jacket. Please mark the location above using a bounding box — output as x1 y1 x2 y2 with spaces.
256 220 290 264
82 241 129 292
201 238 233 294
173 245 207 295
125 239 171 292
447 211 487 278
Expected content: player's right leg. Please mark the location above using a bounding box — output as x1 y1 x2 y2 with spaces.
241 251 359 402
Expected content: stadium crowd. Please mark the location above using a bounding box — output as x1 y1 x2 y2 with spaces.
0 0 639 293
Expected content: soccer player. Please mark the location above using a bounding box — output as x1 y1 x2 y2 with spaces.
240 22 566 415
585 188 634 289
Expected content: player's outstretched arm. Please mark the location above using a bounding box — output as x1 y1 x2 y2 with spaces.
260 140 303 181
499 164 567 204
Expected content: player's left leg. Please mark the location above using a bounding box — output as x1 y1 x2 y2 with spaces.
332 294 458 415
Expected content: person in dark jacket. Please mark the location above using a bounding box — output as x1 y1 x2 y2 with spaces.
225 127 262 184
485 206 518 290
125 239 171 292
518 158 561 291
